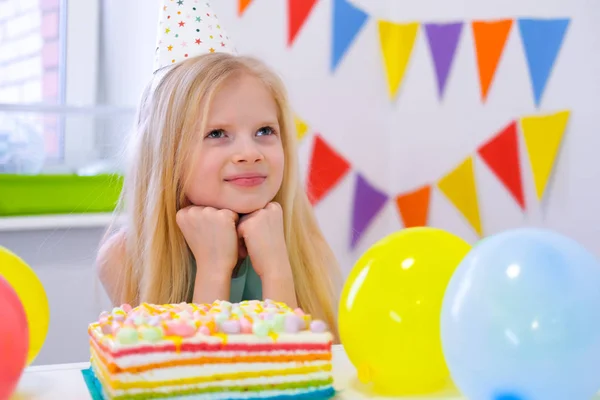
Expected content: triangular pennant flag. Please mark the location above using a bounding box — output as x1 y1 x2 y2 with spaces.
288 0 319 46
437 156 483 236
378 21 419 100
331 0 369 72
306 134 351 205
472 19 513 101
395 185 431 228
295 115 309 141
424 22 463 99
520 110 570 201
239 0 254 16
478 121 526 210
351 173 388 249
518 18 570 107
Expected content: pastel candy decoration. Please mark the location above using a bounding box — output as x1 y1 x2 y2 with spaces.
140 326 164 342
272 314 286 333
221 319 241 334
253 320 270 337
240 317 253 334
310 320 327 333
284 314 303 333
100 323 113 335
120 303 133 313
147 315 161 326
165 321 197 337
116 326 139 344
198 326 211 336
133 315 146 326
177 311 192 320
294 308 305 317
215 313 229 326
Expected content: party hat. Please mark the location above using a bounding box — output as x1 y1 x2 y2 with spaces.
153 0 236 74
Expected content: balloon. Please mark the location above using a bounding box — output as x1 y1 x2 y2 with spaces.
441 228 600 400
0 246 49 365
339 227 472 395
0 275 29 400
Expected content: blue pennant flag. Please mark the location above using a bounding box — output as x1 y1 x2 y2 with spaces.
332 0 369 72
518 18 570 106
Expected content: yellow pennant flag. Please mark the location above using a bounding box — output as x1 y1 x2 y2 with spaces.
437 156 483 236
520 110 570 201
295 115 309 141
378 20 419 100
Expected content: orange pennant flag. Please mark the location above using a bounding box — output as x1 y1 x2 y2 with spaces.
378 21 419 100
520 109 570 201
395 185 431 228
472 19 513 101
239 0 254 16
437 156 483 236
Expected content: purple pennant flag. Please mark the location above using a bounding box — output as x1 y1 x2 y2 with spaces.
350 173 388 249
425 22 463 99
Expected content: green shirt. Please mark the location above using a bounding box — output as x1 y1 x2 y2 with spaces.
188 257 262 303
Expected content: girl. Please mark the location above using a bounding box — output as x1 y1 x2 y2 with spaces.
96 51 343 337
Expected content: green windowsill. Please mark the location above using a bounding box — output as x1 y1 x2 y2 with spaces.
0 174 123 216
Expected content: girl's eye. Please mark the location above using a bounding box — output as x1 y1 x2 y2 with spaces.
206 129 226 139
256 126 276 136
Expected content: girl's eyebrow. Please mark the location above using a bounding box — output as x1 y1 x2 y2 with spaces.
205 120 280 129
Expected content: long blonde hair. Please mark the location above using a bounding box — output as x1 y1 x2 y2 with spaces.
106 53 342 337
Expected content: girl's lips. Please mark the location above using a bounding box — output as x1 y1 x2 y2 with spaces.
225 175 266 187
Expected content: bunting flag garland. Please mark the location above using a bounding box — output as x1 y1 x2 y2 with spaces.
288 0 320 46
477 121 525 210
518 18 570 107
306 134 351 205
305 109 569 248
350 173 388 249
294 115 309 141
378 21 420 100
331 0 369 72
240 6 570 105
238 0 254 16
395 185 431 228
437 156 483 236
424 22 463 100
520 110 570 201
472 19 513 102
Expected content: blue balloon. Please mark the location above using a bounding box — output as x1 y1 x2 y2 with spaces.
441 228 600 400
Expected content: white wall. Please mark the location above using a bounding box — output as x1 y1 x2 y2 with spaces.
101 0 600 274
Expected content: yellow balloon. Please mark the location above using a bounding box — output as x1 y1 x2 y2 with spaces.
0 246 49 365
339 227 471 395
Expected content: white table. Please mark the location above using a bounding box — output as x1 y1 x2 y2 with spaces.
11 345 600 399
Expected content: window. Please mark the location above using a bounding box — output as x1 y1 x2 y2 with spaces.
0 0 134 174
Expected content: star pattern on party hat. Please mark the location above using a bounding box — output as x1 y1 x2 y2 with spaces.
154 0 236 73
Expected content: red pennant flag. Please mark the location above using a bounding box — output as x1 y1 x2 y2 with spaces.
395 185 431 228
288 0 319 46
239 0 254 16
478 121 525 210
306 134 351 205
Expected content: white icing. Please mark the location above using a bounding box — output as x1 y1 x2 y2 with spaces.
104 349 330 368
92 355 331 382
104 371 332 396
90 327 333 353
101 386 333 400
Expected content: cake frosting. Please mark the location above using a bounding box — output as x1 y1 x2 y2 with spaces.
87 299 335 399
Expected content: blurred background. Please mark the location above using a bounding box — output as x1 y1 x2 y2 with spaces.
0 0 599 365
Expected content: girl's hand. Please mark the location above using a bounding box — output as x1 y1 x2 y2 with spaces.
237 202 297 307
176 206 239 283
237 202 289 279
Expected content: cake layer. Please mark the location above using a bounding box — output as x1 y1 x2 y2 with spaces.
91 359 334 400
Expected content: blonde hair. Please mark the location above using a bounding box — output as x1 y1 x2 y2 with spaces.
105 53 342 337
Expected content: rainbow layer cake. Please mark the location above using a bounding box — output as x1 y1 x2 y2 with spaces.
87 299 335 399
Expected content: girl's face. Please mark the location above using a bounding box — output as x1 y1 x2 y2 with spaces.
184 73 285 214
